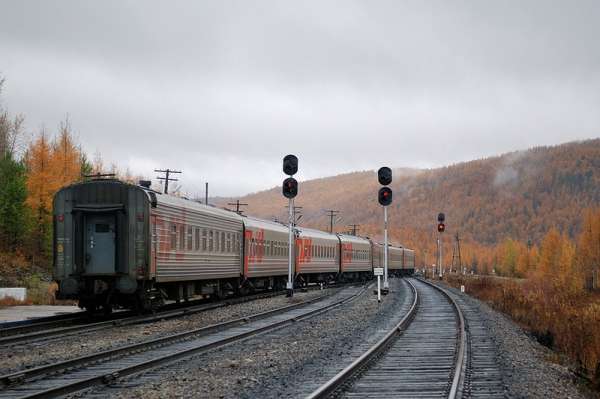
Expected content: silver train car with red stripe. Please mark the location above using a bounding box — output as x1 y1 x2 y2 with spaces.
53 180 414 312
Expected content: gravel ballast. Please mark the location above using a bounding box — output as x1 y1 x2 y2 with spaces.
78 278 413 399
0 289 331 376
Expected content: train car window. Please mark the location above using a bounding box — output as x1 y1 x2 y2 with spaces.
221 232 226 253
227 233 232 253
179 225 185 250
170 224 177 249
202 229 207 251
208 230 214 252
270 241 274 256
194 228 200 251
187 227 193 251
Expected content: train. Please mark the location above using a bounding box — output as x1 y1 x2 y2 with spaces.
53 179 415 312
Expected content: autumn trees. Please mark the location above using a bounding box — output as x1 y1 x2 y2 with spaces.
0 76 87 266
25 122 86 259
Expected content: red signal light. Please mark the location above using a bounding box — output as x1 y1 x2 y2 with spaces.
437 223 445 233
57 214 64 222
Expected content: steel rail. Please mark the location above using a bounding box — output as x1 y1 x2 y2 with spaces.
0 284 368 399
305 279 419 399
0 285 341 346
306 277 468 399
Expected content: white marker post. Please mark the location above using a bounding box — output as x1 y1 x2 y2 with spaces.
374 267 383 303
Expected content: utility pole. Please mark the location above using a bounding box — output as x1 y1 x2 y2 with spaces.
325 209 340 233
347 224 360 236
205 182 209 205
155 169 182 194
451 232 463 273
228 199 248 215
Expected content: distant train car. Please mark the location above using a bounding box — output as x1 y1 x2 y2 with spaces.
295 227 339 285
403 248 416 275
388 245 404 275
242 216 290 293
370 242 406 276
338 234 372 280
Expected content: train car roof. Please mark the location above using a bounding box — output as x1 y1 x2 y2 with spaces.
296 226 339 242
337 233 371 245
155 192 243 222
242 216 289 233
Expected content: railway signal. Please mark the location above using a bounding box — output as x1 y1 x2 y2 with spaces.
377 167 393 293
283 154 298 176
378 187 392 206
282 177 298 199
377 166 392 186
437 213 445 279
282 155 298 297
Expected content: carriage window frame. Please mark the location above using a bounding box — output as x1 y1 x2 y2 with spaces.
194 228 200 251
208 230 214 252
187 226 193 251
221 232 226 253
202 229 207 251
170 223 177 250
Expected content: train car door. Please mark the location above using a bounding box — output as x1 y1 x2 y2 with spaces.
85 214 116 274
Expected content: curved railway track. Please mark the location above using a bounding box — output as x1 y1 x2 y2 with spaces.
0 284 367 399
307 278 469 399
0 286 339 346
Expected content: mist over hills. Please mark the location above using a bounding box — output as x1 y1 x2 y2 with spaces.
217 139 600 251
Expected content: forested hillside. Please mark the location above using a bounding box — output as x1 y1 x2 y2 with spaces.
218 140 600 269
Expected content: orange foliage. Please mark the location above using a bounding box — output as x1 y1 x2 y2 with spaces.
446 209 600 384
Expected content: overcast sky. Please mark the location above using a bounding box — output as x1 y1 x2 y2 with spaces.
1 1 599 196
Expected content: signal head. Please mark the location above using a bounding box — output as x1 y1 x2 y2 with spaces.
437 212 445 223
378 186 393 206
437 223 445 233
282 177 298 199
377 167 392 186
283 154 298 176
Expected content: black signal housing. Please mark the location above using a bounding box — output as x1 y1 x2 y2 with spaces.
378 187 393 206
283 177 298 199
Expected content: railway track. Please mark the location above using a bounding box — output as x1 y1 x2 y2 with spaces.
307 278 469 399
0 286 337 346
0 284 367 399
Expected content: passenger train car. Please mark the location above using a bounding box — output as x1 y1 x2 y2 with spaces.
53 179 414 312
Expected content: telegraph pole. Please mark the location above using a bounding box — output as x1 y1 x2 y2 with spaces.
155 169 181 194
228 199 248 215
325 210 340 233
347 224 360 236
205 182 209 205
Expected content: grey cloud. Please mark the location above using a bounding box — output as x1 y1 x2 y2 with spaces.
1 0 599 196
